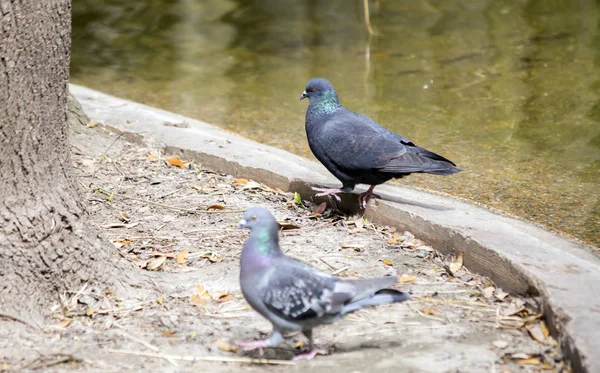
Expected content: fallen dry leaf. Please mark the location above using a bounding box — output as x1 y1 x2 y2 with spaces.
482 286 495 298
147 152 158 161
195 285 212 300
380 259 394 266
502 302 525 316
87 120 99 128
278 221 300 230
540 363 554 370
312 202 327 215
146 255 167 271
199 252 220 263
207 204 226 211
189 183 206 192
340 244 364 250
241 180 261 190
216 294 233 303
516 357 541 365
398 274 416 283
161 330 177 338
166 156 187 168
112 238 133 249
422 308 439 316
448 252 464 274
540 321 550 337
57 319 72 328
118 211 130 223
417 245 434 252
177 250 188 264
526 323 547 344
234 178 248 185
387 236 399 245
103 222 140 229
190 294 206 306
213 340 239 352
495 288 509 301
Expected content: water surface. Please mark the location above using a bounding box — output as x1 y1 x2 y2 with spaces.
71 0 600 248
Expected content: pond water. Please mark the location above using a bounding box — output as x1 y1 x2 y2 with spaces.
71 0 600 248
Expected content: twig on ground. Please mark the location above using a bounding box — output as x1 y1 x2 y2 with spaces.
105 349 295 365
115 327 159 352
0 313 37 329
204 312 255 319
156 187 183 199
318 257 338 271
413 296 494 308
408 304 446 322
66 302 152 317
331 266 350 275
113 325 179 366
95 188 244 214
68 282 89 309
25 353 82 370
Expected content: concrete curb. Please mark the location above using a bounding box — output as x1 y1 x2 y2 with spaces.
71 84 600 373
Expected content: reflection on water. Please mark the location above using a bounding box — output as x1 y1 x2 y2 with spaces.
71 0 600 248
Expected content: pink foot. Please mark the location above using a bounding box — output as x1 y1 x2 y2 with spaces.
236 339 269 356
358 186 381 208
292 348 328 361
311 187 342 202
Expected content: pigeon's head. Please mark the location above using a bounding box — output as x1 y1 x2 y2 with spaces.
237 207 277 231
300 78 336 101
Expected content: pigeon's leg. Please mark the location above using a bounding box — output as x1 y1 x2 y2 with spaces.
237 330 283 356
358 185 381 209
311 186 353 202
292 329 328 361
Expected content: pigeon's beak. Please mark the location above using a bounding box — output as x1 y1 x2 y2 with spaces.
300 90 308 100
237 218 248 229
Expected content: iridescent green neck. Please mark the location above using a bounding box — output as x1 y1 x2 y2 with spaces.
248 225 281 256
309 90 341 117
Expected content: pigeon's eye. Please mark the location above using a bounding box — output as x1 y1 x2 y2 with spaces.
251 216 257 221
309 86 315 92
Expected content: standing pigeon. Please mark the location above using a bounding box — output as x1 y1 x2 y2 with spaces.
236 207 409 360
300 78 461 208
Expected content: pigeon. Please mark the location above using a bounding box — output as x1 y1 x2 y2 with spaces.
300 78 461 208
236 207 410 360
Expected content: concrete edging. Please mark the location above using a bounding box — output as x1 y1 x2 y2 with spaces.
70 84 600 373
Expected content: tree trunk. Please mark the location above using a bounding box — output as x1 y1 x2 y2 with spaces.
0 0 140 325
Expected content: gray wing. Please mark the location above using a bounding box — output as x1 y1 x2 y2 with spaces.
317 109 456 173
260 260 350 322
260 259 401 322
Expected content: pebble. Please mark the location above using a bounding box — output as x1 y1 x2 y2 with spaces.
492 340 509 349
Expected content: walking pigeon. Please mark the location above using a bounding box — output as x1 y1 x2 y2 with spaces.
300 78 461 208
236 207 409 360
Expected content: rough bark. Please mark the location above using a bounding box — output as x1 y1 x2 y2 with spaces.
0 0 141 325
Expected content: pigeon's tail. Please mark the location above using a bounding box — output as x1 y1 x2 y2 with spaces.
340 288 410 315
424 166 462 176
377 146 462 177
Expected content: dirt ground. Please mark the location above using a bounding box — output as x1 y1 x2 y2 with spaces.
0 125 567 373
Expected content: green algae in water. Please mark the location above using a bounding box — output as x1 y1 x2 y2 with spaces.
71 0 600 248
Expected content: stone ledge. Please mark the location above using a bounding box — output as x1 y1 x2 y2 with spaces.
70 84 600 373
